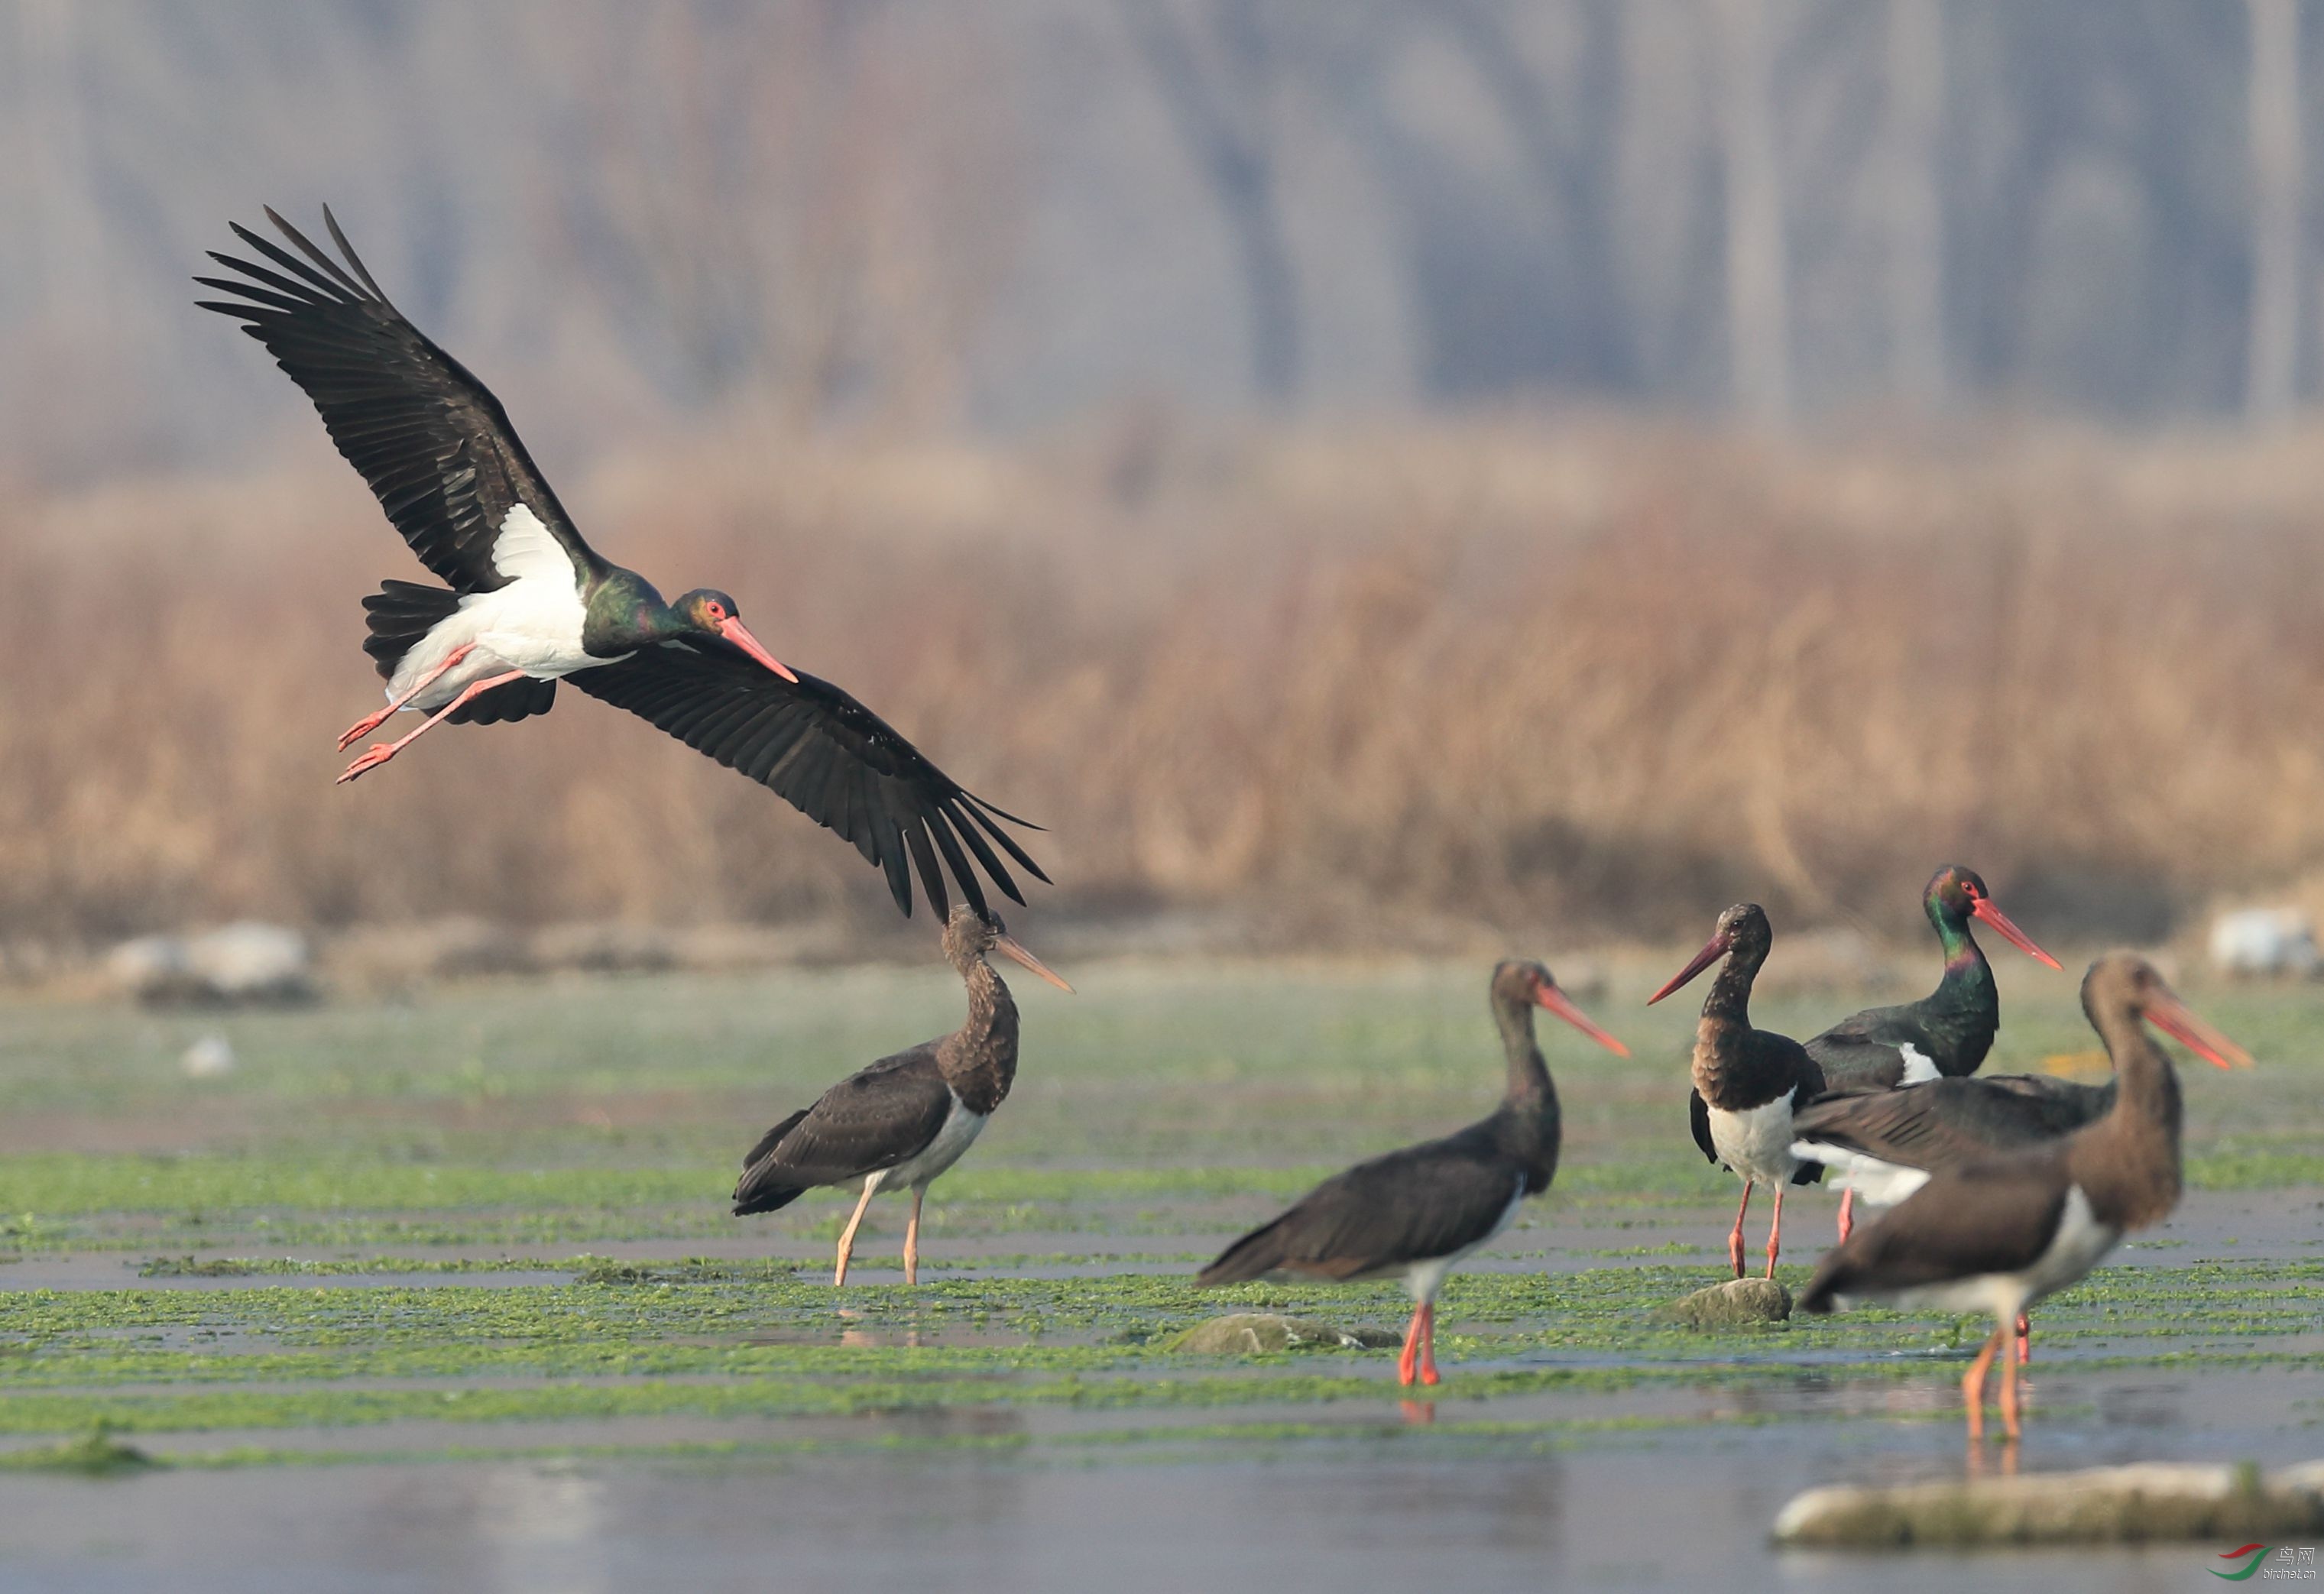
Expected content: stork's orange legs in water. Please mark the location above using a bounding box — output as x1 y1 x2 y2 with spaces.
1836 1187 1855 1242
831 1181 877 1286
1395 1302 1441 1387
1727 1181 1753 1278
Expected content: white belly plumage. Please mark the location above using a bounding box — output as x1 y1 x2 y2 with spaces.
1847 1184 2121 1321
864 1090 989 1197
384 504 630 711
1707 1093 1801 1187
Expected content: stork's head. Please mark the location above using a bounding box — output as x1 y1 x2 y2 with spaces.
676 589 796 682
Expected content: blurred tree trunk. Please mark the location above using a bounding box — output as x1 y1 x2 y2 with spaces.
2246 0 2302 424
1714 0 1791 426
1883 0 1946 409
1121 0 1303 406
1438 0 1636 394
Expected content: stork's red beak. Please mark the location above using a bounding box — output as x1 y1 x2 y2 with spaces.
1971 896 2063 970
718 617 799 683
2142 990 2251 1071
1536 983 1628 1056
1648 932 1730 1006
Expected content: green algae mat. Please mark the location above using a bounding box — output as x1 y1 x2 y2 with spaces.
0 959 2316 1469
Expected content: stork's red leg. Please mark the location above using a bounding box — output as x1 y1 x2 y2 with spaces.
1961 1322 2006 1440
338 643 476 750
903 1187 924 1286
831 1180 877 1288
337 669 526 784
1765 1184 1785 1278
1396 1304 1424 1386
1836 1187 1854 1243
1998 1331 2024 1438
2014 1313 2031 1366
1728 1181 1754 1278
1418 1302 1440 1386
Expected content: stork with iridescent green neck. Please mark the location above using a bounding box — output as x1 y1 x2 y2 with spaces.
1800 865 2060 1240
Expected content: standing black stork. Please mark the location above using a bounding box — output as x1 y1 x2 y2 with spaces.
1804 866 2060 1241
1790 1030 2245 1366
1648 904 1829 1279
1800 954 2248 1439
732 906 1071 1285
1196 961 1627 1387
196 207 1043 918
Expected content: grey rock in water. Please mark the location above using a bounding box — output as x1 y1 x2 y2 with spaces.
1659 1276 1792 1327
1171 1314 1399 1354
1774 1459 2324 1547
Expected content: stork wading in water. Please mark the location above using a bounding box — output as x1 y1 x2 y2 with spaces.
733 908 1072 1285
1799 866 2060 1243
1650 905 1830 1280
197 207 1044 918
1198 961 1628 1387
1799 954 2248 1440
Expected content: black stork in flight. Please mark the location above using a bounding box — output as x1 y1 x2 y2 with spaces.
1801 865 2060 1239
1197 961 1627 1387
733 906 1072 1285
196 208 1045 918
1800 954 2248 1439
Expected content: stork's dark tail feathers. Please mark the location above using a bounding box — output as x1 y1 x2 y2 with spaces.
361 581 462 678
1195 1213 1298 1287
731 1109 812 1217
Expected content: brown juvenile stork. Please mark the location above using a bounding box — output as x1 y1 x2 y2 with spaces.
1197 961 1627 1387
733 907 1072 1285
1791 1003 2246 1365
1800 954 2249 1440
1648 904 1829 1279
196 207 1043 919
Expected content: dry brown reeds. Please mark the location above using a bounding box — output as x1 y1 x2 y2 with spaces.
6 415 2324 948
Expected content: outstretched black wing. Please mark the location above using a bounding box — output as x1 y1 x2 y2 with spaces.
196 206 598 595
572 642 1049 918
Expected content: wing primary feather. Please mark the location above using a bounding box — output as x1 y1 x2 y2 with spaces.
320 205 395 303
874 805 914 915
963 799 1052 883
204 250 336 307
925 812 990 918
264 206 374 301
225 222 358 303
945 803 1021 903
904 818 946 919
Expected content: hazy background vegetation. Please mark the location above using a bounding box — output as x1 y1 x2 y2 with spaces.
6 0 2324 953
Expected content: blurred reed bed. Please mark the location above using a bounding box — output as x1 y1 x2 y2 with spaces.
5 415 2324 948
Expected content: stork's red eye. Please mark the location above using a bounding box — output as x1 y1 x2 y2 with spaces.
707 602 725 620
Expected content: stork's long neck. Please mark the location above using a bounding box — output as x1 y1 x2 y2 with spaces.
1491 996 1559 1188
938 951 1019 1116
581 570 673 656
1924 909 1999 1061
1690 947 1765 1101
2073 1006 2183 1230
